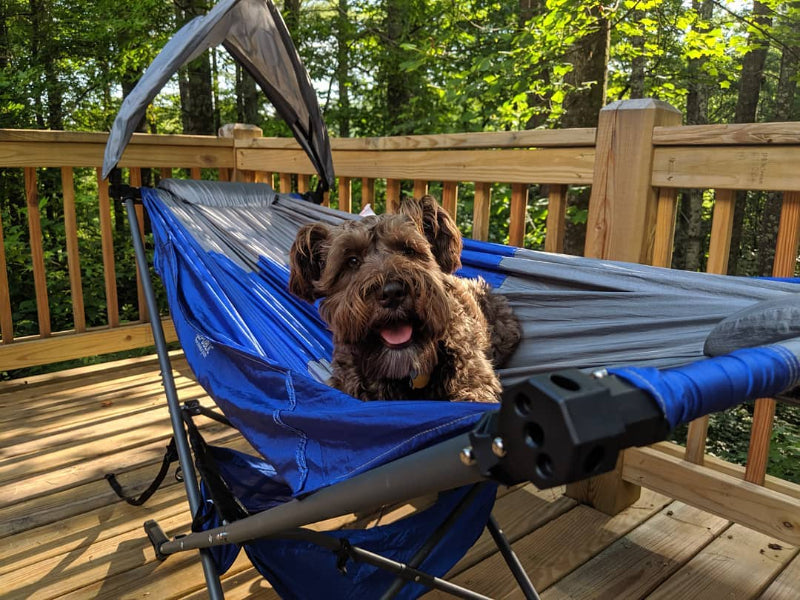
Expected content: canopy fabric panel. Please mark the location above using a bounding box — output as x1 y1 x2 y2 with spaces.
102 0 333 191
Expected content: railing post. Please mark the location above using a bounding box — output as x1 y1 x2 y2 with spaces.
219 123 264 183
567 98 683 515
584 99 682 264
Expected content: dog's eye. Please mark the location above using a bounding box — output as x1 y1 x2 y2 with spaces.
347 256 361 269
402 246 416 257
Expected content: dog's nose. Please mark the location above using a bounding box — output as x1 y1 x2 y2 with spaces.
380 281 407 308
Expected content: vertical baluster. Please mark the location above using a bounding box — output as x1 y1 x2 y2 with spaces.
651 188 679 268
684 188 736 464
339 177 353 213
61 167 85 332
24 168 51 336
362 178 375 210
159 167 172 183
508 183 528 247
472 182 491 241
744 190 800 485
298 174 310 194
0 208 14 343
191 167 202 180
255 171 274 188
413 179 428 199
129 168 148 323
280 173 292 194
96 168 119 327
386 179 401 213
442 181 458 219
544 184 568 254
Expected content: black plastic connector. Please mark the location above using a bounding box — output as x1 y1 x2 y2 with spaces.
109 183 142 205
144 519 170 561
488 369 670 489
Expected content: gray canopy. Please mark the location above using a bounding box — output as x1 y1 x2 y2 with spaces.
102 0 334 195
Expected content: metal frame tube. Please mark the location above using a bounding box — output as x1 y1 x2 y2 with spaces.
158 432 487 555
125 197 225 600
487 515 540 600
380 483 488 600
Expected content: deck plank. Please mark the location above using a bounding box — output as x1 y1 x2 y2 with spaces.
760 550 800 600
429 489 672 599
646 524 798 599
540 501 730 600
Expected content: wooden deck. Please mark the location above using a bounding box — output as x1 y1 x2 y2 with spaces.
1 353 798 600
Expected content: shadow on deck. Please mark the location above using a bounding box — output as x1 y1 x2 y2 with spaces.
1 353 797 599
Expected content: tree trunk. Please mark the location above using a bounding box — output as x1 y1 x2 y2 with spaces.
236 65 260 125
335 0 351 137
728 1 772 274
629 9 646 99
521 0 549 129
757 4 799 275
175 0 215 135
384 0 415 134
560 10 611 256
674 0 713 272
283 0 301 36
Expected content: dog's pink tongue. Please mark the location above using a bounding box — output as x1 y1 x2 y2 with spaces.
380 323 413 346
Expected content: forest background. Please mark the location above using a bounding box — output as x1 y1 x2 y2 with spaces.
1 0 799 480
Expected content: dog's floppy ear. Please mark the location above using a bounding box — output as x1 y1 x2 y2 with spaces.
289 223 330 301
399 194 462 273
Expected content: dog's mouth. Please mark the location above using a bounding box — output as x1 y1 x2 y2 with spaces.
378 321 414 349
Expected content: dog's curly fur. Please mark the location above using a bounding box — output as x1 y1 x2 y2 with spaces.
289 195 521 403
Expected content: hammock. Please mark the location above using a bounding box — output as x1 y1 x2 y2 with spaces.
102 0 800 597
126 179 799 599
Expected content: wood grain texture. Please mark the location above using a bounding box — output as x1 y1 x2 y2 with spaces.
509 183 528 247
544 184 567 254
473 182 491 241
24 167 51 336
0 206 15 343
430 488 671 599
646 524 798 600
442 181 458 219
338 177 352 212
653 121 800 146
652 145 800 191
238 148 595 184
585 99 682 264
541 502 730 600
624 446 800 545
95 169 119 327
0 319 177 371
60 168 85 332
651 187 678 268
361 177 375 208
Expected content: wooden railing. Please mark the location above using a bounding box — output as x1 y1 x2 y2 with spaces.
1 99 798 546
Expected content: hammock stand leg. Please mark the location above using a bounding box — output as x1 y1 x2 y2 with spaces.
278 529 493 600
487 515 540 600
125 196 225 600
380 483 491 600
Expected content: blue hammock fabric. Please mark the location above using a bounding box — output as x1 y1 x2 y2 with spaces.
141 180 800 597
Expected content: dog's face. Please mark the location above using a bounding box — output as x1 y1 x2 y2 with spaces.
289 196 462 381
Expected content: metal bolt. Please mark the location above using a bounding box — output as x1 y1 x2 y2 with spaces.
592 369 609 379
491 437 506 458
460 446 476 466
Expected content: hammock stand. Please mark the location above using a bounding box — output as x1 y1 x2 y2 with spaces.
102 1 800 598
